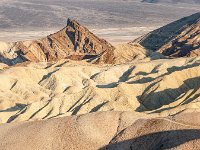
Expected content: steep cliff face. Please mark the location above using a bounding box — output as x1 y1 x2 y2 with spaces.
135 12 200 57
0 19 115 65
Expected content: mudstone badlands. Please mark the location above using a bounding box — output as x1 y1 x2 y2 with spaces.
0 12 200 150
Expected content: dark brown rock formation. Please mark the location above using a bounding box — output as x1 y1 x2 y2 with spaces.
0 18 115 65
134 12 200 57
159 19 200 57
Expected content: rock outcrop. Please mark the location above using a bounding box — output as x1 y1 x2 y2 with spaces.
159 19 200 57
0 18 115 65
134 12 200 57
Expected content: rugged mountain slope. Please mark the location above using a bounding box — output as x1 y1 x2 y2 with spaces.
0 18 115 65
134 12 200 57
0 111 200 150
159 19 200 57
0 25 164 65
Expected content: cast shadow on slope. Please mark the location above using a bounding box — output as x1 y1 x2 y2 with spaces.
0 52 28 66
100 129 200 150
0 103 26 113
136 76 200 112
96 67 135 88
134 62 200 112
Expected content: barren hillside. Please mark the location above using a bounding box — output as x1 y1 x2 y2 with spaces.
0 55 199 123
0 111 200 150
134 12 200 57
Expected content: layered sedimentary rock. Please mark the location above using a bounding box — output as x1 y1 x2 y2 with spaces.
135 12 200 57
159 19 200 57
0 18 115 65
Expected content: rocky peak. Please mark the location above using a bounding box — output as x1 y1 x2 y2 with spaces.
0 18 115 65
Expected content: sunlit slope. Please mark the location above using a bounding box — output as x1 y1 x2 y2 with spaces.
0 54 199 123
